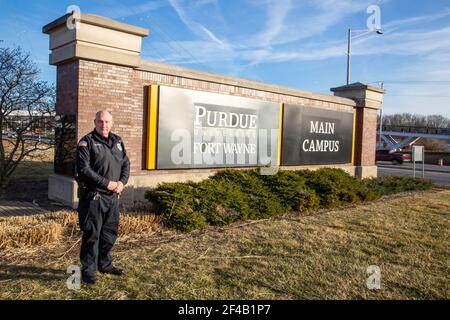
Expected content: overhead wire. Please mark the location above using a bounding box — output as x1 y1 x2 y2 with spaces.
139 14 212 71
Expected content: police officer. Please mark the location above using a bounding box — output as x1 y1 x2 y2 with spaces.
76 110 130 285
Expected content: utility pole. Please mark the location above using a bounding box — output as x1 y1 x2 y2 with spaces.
346 29 351 85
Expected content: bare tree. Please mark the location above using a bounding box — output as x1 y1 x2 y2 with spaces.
380 113 450 128
426 115 448 128
0 46 55 188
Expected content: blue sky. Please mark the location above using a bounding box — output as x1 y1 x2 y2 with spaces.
1 0 450 117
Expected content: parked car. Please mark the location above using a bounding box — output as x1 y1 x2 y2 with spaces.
376 149 411 165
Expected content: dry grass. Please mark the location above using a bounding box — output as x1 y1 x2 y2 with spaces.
0 143 54 182
0 189 448 300
0 212 73 250
1 141 54 162
0 219 63 250
118 212 161 236
0 210 161 251
10 160 54 181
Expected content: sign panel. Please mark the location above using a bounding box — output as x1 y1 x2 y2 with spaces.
154 86 280 169
282 104 354 165
412 145 424 162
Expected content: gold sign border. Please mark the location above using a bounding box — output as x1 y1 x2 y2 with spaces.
146 85 159 170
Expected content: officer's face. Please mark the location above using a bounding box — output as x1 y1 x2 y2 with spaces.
94 112 113 138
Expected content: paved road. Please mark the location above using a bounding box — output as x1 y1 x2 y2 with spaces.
377 161 450 187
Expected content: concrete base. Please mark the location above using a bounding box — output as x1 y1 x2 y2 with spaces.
119 172 215 206
280 164 355 176
48 174 79 209
47 172 216 209
355 165 378 179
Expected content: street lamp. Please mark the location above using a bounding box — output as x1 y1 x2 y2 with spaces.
346 28 383 85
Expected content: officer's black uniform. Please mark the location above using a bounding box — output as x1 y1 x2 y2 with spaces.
76 129 130 280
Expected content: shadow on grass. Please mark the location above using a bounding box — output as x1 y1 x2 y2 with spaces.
0 206 46 217
0 264 65 281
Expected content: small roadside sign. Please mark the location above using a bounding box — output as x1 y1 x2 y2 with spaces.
413 146 424 162
412 146 425 178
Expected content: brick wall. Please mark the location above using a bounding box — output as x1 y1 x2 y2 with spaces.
360 108 378 166
77 60 143 173
70 60 359 176
56 61 79 116
352 107 378 167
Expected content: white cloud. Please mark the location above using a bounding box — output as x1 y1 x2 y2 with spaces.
256 0 292 48
261 0 373 46
158 0 378 67
102 1 167 19
351 26 450 58
147 5 450 69
145 40 233 65
377 52 450 117
198 25 228 49
138 1 449 116
381 7 450 33
167 0 228 49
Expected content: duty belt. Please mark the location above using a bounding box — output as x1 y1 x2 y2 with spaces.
92 191 120 200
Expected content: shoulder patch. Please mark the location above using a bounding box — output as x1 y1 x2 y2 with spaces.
79 141 88 147
116 142 123 151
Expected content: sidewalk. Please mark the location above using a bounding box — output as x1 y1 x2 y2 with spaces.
377 162 450 174
0 201 47 217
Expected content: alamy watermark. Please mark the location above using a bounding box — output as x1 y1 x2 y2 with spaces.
67 265 81 290
169 128 278 167
366 265 381 290
367 4 381 31
260 165 279 176
66 5 81 30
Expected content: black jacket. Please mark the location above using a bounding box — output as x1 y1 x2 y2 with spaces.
76 130 130 194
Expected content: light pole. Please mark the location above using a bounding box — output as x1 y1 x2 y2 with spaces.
346 28 383 85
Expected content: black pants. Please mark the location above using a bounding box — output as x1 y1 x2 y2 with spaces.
77 192 119 278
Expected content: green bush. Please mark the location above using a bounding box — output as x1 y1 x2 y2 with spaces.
363 176 434 195
191 178 251 225
146 170 286 229
210 169 286 220
297 168 380 208
257 170 320 211
145 168 434 232
145 182 207 232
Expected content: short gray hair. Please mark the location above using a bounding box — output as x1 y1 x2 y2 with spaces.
95 110 113 120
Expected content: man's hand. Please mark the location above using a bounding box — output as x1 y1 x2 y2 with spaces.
107 181 118 191
113 181 124 194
